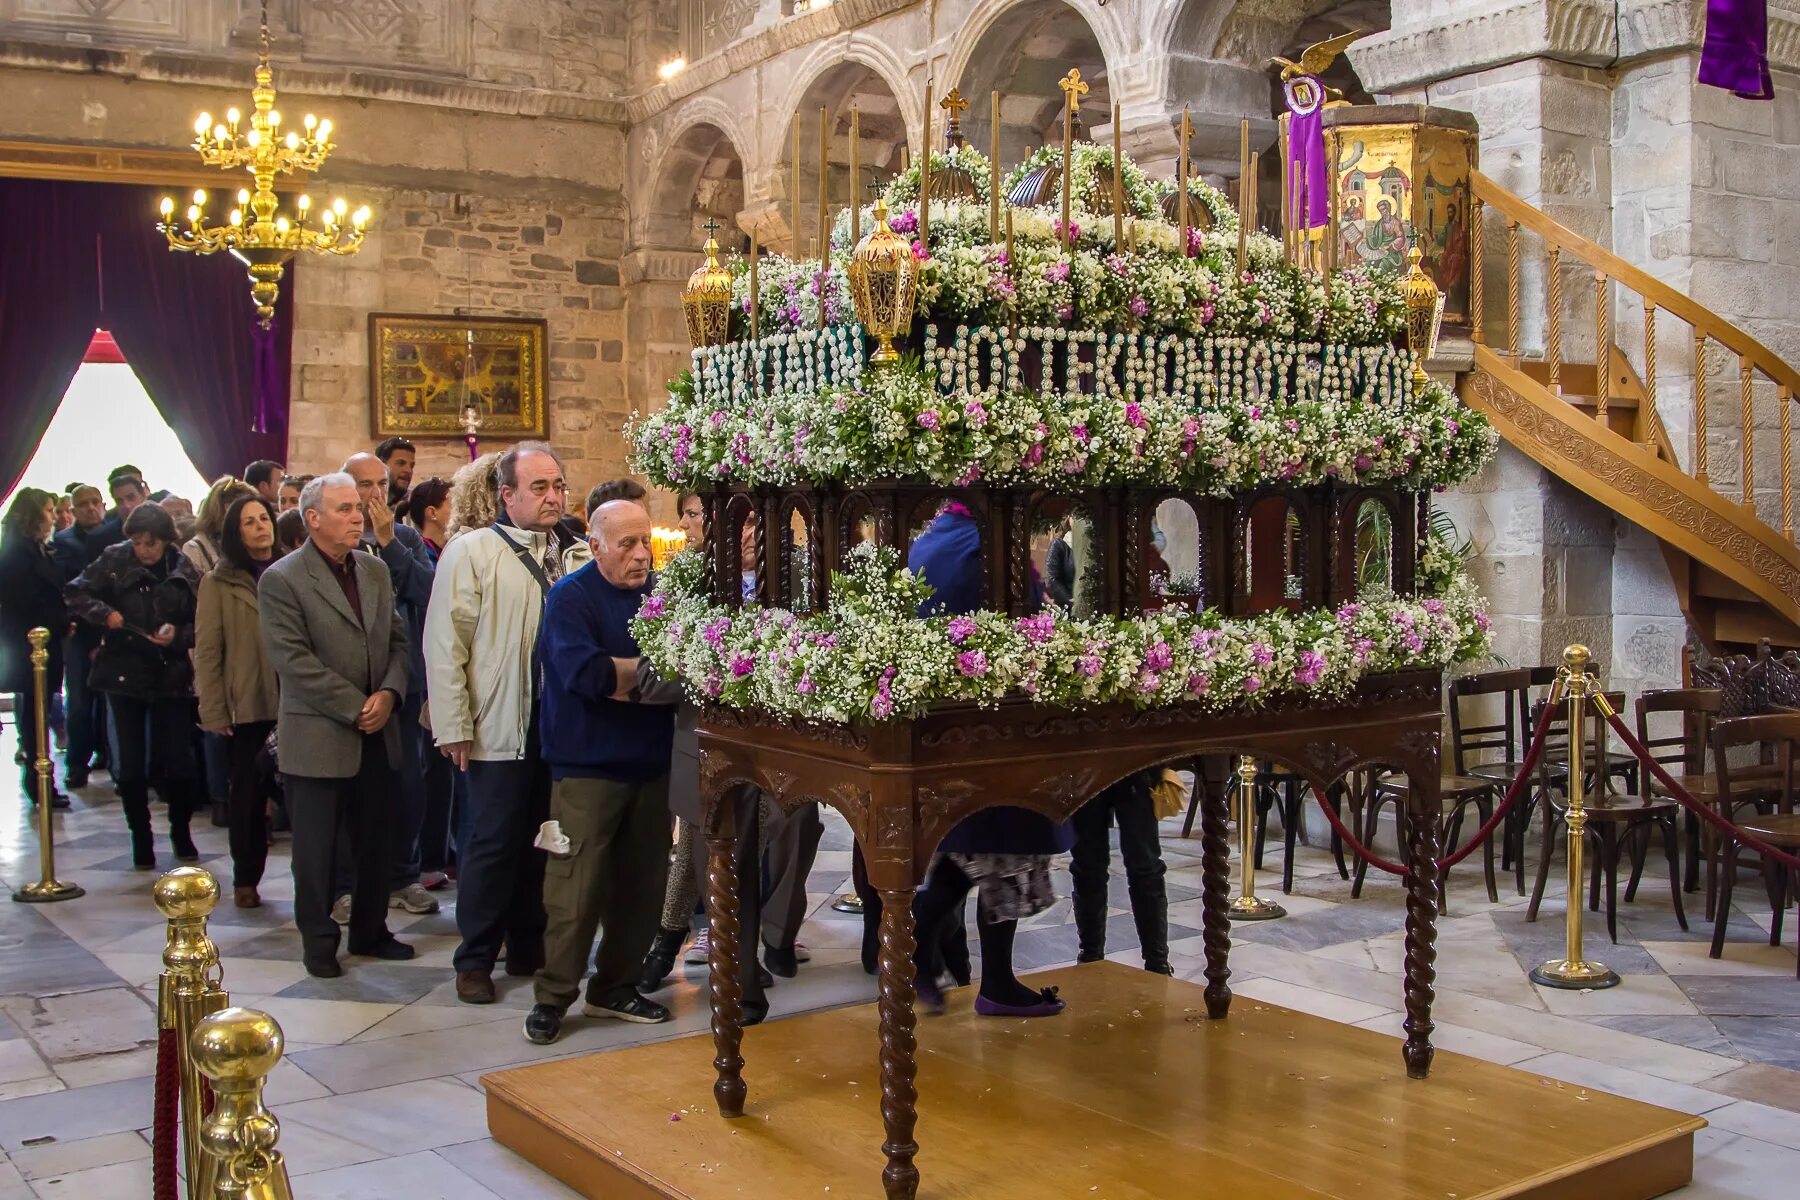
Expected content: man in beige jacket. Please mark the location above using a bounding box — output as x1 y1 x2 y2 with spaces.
424 442 568 1004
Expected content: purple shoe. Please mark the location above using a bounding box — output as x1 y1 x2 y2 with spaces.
916 973 947 1017
973 987 1065 1019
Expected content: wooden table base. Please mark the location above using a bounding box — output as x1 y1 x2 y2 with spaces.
485 963 1702 1200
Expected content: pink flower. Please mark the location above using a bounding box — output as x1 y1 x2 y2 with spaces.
1129 295 1149 318
889 210 917 234
640 594 667 620
1475 612 1492 633
1071 423 1090 442
1017 613 1056 643
797 675 817 694
947 616 977 645
1077 653 1103 678
963 400 989 428
1186 672 1210 697
1125 402 1146 429
1144 640 1173 672
1243 674 1263 694
957 649 989 678
1199 302 1216 325
1054 219 1080 243
728 651 755 679
1046 261 1072 284
1138 670 1163 694
911 240 929 261
1249 642 1274 668
1295 650 1326 686
916 410 940 431
1353 454 1374 471
955 463 983 487
703 618 731 647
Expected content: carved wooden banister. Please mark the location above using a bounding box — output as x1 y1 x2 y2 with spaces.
1470 171 1800 399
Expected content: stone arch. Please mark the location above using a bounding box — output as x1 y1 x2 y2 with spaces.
1199 0 1391 77
769 50 912 254
638 110 752 253
942 0 1120 172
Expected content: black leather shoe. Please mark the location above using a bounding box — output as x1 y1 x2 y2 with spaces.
758 963 774 990
1144 960 1175 976
742 1000 769 1027
523 1003 563 1045
304 957 343 979
763 941 799 978
170 827 199 863
582 993 672 1024
348 937 415 961
638 927 685 993
64 771 88 790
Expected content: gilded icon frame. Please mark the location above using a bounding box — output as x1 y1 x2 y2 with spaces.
368 312 547 438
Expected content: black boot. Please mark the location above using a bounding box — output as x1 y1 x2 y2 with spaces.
1128 873 1171 974
122 783 155 870
1073 888 1110 965
638 927 685 994
169 815 199 864
860 889 883 976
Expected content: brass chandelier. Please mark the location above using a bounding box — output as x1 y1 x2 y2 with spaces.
157 2 369 326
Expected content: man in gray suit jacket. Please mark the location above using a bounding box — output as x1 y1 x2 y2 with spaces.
259 473 414 977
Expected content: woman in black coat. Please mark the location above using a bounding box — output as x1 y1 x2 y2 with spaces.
0 488 68 807
66 503 202 868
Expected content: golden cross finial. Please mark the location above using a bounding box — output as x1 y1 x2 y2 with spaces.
940 88 969 118
1058 69 1089 115
702 216 722 240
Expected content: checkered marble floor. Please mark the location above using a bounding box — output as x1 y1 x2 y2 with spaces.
0 721 1795 1198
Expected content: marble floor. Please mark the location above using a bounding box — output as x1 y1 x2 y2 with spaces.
0 723 1795 1199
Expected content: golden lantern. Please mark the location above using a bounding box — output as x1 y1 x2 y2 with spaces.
847 194 919 365
682 218 735 349
157 1 369 326
1402 244 1446 385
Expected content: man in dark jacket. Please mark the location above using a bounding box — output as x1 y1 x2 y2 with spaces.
524 499 680 1045
51 485 122 785
1046 515 1075 607
343 452 439 916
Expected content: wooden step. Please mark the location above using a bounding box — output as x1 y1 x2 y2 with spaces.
1693 563 1762 603
1708 600 1800 650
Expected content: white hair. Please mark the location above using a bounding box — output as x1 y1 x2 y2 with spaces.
300 472 357 517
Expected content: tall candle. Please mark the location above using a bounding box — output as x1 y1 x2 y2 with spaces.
1005 204 1014 264
850 106 861 244
1247 150 1259 248
1060 86 1074 246
990 90 1001 243
1178 108 1190 259
1278 113 1291 265
1236 118 1250 276
818 106 829 263
749 230 759 342
791 123 801 256
920 78 933 255
1111 100 1124 250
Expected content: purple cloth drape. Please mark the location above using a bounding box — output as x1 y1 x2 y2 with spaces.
1699 0 1775 100
1288 103 1329 229
0 178 293 487
0 181 107 497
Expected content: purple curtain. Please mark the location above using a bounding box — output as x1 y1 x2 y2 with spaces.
0 178 293 491
100 183 293 479
0 180 107 497
1699 0 1774 100
1287 105 1328 229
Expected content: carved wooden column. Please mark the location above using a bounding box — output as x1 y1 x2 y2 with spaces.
702 761 747 1117
1401 764 1442 1079
865 769 920 1200
1198 759 1234 1019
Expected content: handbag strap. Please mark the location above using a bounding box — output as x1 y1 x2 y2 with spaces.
491 525 551 597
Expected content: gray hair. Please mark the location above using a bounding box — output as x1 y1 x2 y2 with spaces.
300 472 357 517
495 441 562 493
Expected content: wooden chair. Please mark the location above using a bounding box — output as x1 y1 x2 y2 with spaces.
1708 713 1800 976
1180 758 1349 891
1360 769 1499 912
1635 688 1722 897
1526 691 1686 943
1449 668 1547 896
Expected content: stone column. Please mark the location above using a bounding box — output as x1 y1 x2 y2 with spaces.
625 244 703 521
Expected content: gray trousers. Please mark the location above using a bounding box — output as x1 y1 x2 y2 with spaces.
535 774 671 1010
760 800 823 950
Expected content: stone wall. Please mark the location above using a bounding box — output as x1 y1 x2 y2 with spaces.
287 190 633 493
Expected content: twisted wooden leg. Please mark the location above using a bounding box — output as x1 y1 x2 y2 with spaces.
876 888 920 1200
706 831 746 1117
1199 771 1233 1019
1402 812 1442 1079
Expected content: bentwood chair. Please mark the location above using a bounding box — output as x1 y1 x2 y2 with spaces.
1708 713 1800 976
1359 768 1499 912
1449 668 1558 895
1526 692 1687 943
1636 688 1723 896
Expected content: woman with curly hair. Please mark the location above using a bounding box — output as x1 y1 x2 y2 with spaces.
445 452 502 544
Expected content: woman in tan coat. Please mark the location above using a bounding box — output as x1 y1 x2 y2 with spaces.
194 496 281 908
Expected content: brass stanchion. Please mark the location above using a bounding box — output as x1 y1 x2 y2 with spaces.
157 867 231 1196
192 1007 296 1200
12 628 83 903
831 893 865 915
1530 645 1621 990
1228 754 1285 920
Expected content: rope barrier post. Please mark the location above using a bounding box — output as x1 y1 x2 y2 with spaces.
1228 754 1285 921
155 867 231 1197
1529 645 1621 991
831 892 865 915
12 628 84 903
192 1007 297 1200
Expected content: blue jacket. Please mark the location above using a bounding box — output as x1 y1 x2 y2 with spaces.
362 522 434 698
537 562 674 781
52 518 123 583
906 507 1071 855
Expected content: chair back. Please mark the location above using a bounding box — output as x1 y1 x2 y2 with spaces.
1710 713 1800 814
1532 690 1624 794
1448 667 1533 774
1635 688 1722 776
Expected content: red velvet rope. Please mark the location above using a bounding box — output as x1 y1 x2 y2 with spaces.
1305 698 1561 878
152 1026 179 1200
1600 712 1800 871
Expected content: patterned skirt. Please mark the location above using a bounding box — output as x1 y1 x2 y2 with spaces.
945 852 1055 922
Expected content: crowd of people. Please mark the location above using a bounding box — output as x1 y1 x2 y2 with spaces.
0 440 1178 1043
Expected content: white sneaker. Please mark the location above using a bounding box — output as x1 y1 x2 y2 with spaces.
683 930 710 964
389 883 440 914
330 894 352 925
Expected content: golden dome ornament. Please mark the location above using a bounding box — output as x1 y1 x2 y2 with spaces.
682 218 735 349
847 194 919 366
926 88 983 204
1402 244 1446 386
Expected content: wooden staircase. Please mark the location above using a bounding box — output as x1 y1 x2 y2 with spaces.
1457 170 1800 654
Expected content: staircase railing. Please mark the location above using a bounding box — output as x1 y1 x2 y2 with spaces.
1469 171 1796 541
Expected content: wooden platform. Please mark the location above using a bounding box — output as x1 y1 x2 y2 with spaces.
484 963 1703 1200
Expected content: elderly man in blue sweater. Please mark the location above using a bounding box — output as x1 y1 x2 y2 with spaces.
525 499 681 1045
